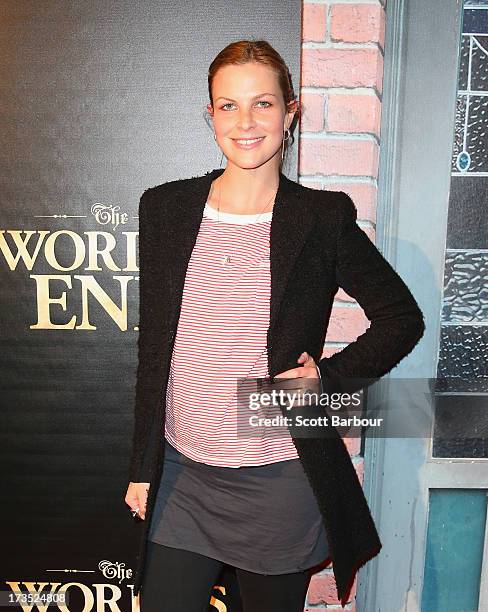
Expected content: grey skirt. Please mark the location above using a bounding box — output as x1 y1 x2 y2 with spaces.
147 437 330 575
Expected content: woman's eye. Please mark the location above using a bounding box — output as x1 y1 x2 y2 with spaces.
221 101 272 110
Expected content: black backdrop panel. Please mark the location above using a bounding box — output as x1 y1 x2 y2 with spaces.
0 1 300 610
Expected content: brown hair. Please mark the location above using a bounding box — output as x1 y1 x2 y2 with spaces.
206 39 301 168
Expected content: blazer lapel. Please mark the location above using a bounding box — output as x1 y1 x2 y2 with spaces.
162 167 316 340
268 171 315 336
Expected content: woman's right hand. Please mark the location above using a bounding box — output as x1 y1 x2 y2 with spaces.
125 482 150 520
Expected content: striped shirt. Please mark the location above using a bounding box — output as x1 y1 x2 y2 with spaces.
164 201 300 467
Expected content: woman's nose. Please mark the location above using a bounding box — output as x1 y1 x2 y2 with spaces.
236 109 256 129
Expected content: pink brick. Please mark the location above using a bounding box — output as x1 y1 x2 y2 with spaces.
302 48 383 93
299 180 323 190
303 3 327 42
304 609 355 612
379 5 386 49
325 305 370 343
300 92 325 132
307 570 357 605
327 93 382 138
344 435 361 456
307 572 339 605
336 287 357 302
324 182 377 221
331 4 384 47
300 138 379 177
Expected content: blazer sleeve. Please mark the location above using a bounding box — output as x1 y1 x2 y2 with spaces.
317 192 425 384
128 188 159 483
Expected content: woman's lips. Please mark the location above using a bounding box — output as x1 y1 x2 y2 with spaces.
232 136 265 150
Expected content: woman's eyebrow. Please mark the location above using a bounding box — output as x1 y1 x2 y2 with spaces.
215 93 278 102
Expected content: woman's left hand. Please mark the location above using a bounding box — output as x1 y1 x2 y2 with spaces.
274 351 320 379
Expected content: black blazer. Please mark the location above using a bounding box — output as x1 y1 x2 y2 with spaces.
128 167 425 606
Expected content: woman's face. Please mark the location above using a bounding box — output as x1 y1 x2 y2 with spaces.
208 62 295 170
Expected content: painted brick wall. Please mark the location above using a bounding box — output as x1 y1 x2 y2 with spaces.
300 1 386 610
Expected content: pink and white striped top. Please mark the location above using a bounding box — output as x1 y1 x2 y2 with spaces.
164 201 300 467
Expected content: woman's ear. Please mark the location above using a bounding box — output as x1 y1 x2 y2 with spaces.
285 99 298 131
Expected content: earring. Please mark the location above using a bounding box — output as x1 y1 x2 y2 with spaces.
214 132 224 167
281 128 290 162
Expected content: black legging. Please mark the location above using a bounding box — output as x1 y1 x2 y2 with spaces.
141 541 312 612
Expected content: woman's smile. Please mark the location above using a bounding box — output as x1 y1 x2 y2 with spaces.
232 136 265 149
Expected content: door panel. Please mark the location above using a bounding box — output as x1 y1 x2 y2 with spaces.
357 1 488 610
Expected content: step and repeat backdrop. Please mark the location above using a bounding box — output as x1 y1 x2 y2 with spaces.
0 1 300 610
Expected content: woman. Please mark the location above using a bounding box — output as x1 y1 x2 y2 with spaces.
125 40 425 611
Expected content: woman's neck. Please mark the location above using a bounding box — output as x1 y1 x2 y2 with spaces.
207 165 280 215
